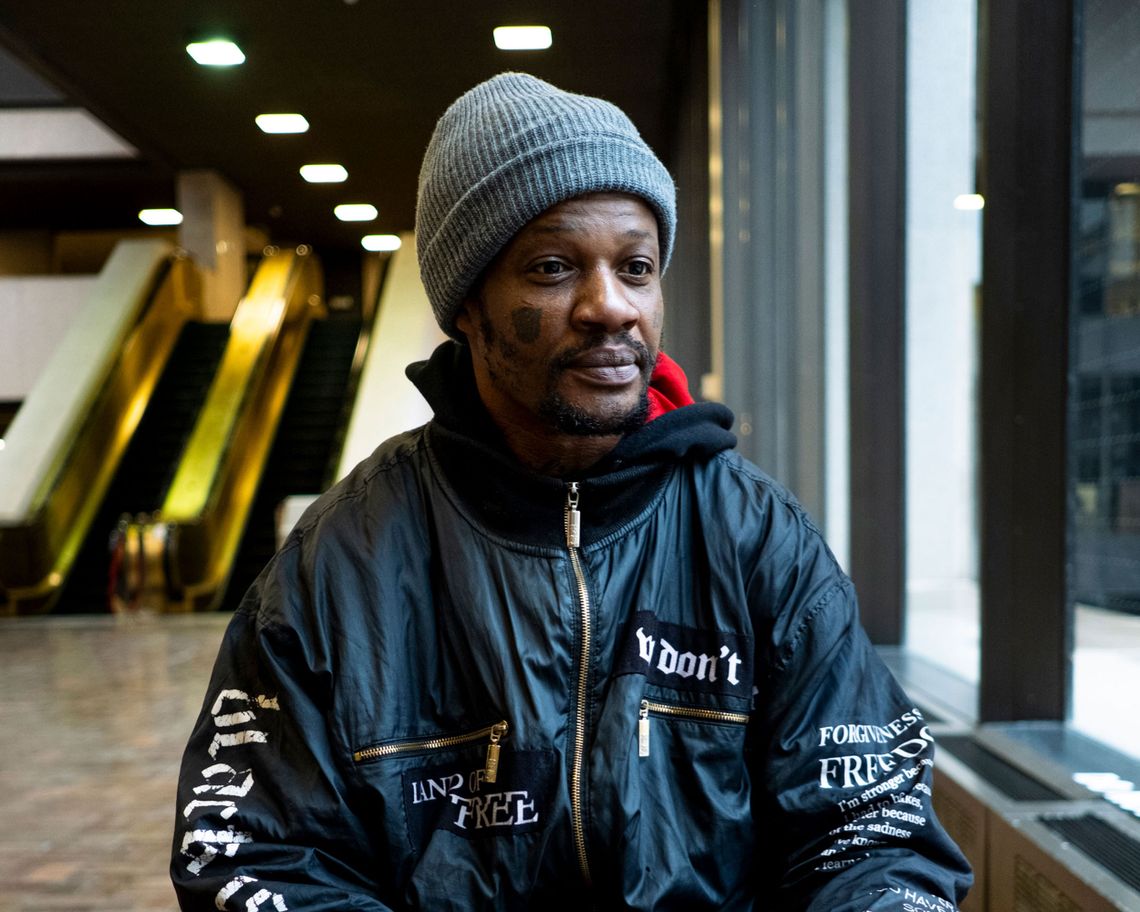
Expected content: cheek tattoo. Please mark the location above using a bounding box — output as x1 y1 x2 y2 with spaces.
510 306 543 344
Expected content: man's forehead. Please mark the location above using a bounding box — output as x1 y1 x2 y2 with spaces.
523 193 660 237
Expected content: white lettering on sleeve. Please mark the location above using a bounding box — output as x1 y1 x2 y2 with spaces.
246 888 288 911
181 826 253 875
214 876 289 912
180 688 280 882
194 764 255 798
216 876 257 909
183 799 239 820
208 730 269 759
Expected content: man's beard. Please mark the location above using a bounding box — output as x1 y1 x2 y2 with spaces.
538 334 654 436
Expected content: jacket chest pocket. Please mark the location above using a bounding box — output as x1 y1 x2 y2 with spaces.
352 721 556 853
631 695 752 834
354 720 509 782
625 695 755 899
637 698 749 759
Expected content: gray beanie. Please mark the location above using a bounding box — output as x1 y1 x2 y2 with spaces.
416 72 677 340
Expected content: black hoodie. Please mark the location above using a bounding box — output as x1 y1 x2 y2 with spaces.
406 340 737 547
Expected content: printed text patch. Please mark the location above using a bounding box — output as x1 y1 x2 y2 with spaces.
403 749 554 849
618 611 753 698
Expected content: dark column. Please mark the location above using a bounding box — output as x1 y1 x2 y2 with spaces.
978 0 1076 721
848 0 907 644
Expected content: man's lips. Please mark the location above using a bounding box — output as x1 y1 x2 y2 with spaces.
562 347 643 385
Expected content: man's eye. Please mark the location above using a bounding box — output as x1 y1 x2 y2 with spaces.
534 260 567 276
626 260 654 277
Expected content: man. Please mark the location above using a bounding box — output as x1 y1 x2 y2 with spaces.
172 73 971 911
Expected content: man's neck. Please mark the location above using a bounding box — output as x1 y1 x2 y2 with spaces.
493 418 621 477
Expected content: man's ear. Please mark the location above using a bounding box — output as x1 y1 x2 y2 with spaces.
455 297 479 341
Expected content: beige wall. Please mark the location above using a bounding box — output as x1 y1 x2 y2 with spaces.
0 275 97 399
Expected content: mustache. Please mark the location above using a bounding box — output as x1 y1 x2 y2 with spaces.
550 332 653 372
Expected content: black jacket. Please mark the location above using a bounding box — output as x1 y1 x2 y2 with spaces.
171 342 971 910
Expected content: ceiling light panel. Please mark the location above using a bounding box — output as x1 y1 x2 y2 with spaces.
256 113 309 134
300 163 348 183
138 208 183 226
361 234 402 252
0 109 137 160
493 26 552 50
335 204 378 222
186 40 246 66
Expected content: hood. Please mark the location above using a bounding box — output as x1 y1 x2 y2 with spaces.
406 341 736 471
403 342 736 547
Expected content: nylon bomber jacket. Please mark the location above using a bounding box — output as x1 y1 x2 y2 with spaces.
171 343 972 911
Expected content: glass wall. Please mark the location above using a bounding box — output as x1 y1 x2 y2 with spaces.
715 1 1140 778
904 1 981 686
1071 0 1140 763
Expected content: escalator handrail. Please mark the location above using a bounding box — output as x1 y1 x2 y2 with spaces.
157 247 324 610
0 240 179 522
0 243 200 613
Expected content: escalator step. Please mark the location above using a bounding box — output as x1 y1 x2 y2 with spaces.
55 321 230 613
220 318 362 611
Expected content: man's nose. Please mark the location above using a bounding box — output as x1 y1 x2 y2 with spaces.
572 267 639 332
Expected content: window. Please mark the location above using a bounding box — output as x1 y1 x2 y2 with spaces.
904 0 981 687
1070 0 1140 762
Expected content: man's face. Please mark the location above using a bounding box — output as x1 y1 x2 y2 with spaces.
457 192 664 439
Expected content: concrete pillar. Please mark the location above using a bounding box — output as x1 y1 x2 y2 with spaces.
177 170 245 321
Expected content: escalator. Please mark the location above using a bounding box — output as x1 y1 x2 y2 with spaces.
220 315 363 610
116 247 328 612
2 241 368 614
3 240 386 614
55 322 229 612
0 241 200 615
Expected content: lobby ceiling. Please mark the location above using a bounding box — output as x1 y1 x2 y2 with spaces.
0 0 698 253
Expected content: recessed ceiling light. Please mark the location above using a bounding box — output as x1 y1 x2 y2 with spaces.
493 26 552 50
256 113 309 134
138 208 183 226
300 163 348 183
186 40 246 66
335 204 378 222
361 234 402 252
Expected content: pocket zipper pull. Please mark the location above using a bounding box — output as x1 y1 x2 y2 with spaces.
638 699 651 758
485 721 508 783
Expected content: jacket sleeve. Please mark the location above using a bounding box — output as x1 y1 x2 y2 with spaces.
749 511 973 910
170 558 394 912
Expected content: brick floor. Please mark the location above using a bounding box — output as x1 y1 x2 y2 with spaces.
0 614 230 912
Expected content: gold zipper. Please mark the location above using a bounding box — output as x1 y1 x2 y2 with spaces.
638 699 749 758
565 482 593 886
353 720 509 783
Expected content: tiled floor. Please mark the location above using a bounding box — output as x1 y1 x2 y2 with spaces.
0 613 230 912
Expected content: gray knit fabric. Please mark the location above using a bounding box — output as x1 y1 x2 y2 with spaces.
416 72 677 340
